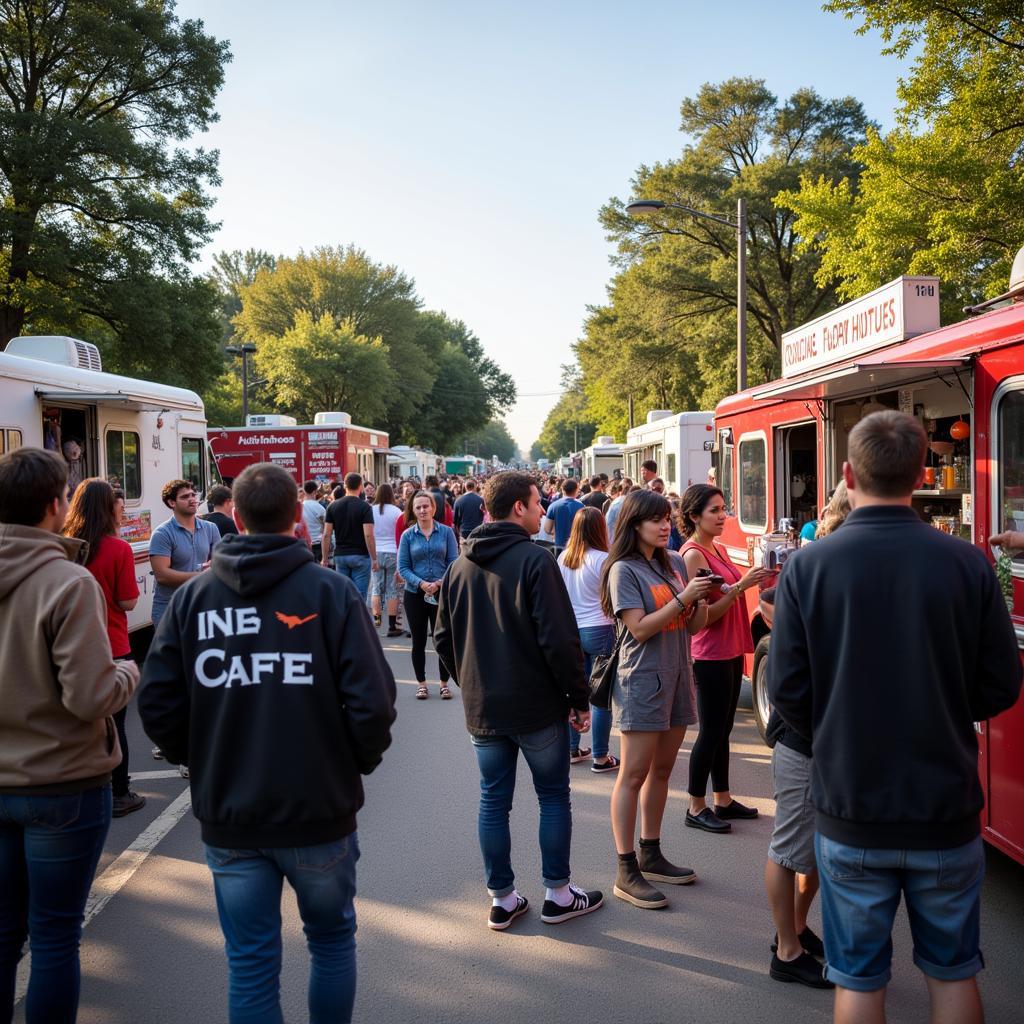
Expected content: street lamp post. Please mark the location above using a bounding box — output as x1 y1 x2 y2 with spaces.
226 342 257 425
625 197 747 391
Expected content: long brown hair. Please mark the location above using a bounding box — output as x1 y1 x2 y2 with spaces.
63 478 117 564
561 505 608 570
376 481 396 512
678 484 725 538
600 489 672 618
403 489 435 528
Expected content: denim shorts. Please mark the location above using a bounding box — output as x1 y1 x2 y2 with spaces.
768 743 815 875
815 832 985 991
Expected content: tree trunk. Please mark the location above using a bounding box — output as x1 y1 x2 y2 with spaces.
1 201 38 348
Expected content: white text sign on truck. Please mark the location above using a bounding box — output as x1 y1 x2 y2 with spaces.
781 276 940 379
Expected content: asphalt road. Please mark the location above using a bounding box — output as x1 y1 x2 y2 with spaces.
16 632 1024 1024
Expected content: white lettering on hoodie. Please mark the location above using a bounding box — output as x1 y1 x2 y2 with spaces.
193 608 315 687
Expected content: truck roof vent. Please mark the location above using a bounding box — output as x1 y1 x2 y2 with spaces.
646 409 674 423
314 411 352 426
596 435 616 445
246 414 297 427
6 335 102 372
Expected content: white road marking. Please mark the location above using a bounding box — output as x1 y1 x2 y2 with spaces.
14 786 192 1005
130 769 186 781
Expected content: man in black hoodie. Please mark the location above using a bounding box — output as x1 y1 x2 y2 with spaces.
435 471 603 931
768 412 1021 1024
139 462 396 1024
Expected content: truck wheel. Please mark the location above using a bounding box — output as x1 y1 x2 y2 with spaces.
751 635 772 744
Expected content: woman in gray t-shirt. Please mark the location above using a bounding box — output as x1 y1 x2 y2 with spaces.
600 490 715 911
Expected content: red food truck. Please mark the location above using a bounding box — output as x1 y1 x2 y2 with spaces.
209 412 392 487
711 262 1024 865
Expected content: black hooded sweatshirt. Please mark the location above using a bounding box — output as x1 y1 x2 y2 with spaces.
139 533 396 848
435 521 588 736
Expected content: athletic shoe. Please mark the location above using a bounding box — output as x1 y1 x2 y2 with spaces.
373 613 382 628
488 895 529 931
112 791 146 818
569 747 592 764
386 628 404 637
541 885 603 924
613 859 668 909
638 843 697 885
684 807 731 834
770 951 834 989
151 747 165 760
591 755 620 774
714 799 759 820
178 764 190 778
772 926 825 959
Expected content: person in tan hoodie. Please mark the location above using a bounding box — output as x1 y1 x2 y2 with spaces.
0 447 139 1024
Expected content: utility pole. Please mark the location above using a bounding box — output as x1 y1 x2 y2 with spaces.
736 196 747 391
226 342 257 425
628 395 634 429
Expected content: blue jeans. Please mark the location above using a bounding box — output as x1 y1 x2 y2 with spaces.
567 624 615 759
204 834 360 1024
815 833 986 992
334 555 372 602
0 785 112 1023
470 723 572 895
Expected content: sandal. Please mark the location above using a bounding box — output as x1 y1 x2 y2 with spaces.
440 686 453 700
591 754 620 773
415 685 429 700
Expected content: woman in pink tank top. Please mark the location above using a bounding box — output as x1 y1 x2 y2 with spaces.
680 484 773 835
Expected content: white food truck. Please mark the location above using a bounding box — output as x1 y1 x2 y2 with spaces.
0 335 215 635
622 410 715 492
580 436 625 479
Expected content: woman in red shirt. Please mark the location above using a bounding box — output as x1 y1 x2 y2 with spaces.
63 480 143 817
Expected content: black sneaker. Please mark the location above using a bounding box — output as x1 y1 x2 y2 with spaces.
638 843 697 885
770 951 834 989
613 859 668 909
386 628 404 637
112 791 146 818
488 895 529 931
541 885 603 924
685 807 731 834
714 799 759 820
772 926 825 959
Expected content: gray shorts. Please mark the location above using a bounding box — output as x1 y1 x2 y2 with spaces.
369 552 400 602
614 669 697 732
768 742 816 875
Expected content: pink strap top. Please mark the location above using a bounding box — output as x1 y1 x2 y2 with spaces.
681 541 753 661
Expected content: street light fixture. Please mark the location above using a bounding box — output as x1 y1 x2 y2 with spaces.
226 342 258 425
625 197 748 391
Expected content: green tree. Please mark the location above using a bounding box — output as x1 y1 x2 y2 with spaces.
0 0 230 362
208 249 277 345
784 3 1024 312
253 312 393 426
458 419 519 464
532 386 597 463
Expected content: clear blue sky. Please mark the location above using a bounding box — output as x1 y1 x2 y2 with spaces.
177 0 908 452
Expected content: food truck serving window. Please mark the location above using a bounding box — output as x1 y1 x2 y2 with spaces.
995 381 1024 566
738 433 768 532
181 438 205 496
105 431 142 499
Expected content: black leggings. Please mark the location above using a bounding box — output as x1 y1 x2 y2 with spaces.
687 656 744 797
403 589 449 684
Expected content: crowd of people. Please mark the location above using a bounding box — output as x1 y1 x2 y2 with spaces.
0 411 1021 1024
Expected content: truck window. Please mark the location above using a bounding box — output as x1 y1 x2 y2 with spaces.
738 435 767 531
715 433 734 514
105 431 142 499
996 385 1024 565
666 453 676 488
182 438 204 496
0 429 22 454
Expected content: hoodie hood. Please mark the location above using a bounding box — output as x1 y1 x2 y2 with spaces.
212 533 313 597
460 521 531 567
0 524 87 601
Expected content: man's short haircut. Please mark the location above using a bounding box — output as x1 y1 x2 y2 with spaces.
424 475 440 489
848 411 927 498
208 484 232 508
332 485 344 500
563 478 579 496
599 473 609 483
589 475 602 488
344 472 362 491
641 460 657 473
485 471 536 521
465 479 477 491
161 478 192 508
0 447 68 526
303 480 318 495
232 462 300 534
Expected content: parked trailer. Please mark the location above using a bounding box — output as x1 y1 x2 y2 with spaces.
580 436 625 479
209 412 391 488
390 445 443 481
444 454 481 476
709 269 1024 865
0 335 215 632
622 410 714 492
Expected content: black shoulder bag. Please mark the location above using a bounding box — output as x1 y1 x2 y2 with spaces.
588 622 626 711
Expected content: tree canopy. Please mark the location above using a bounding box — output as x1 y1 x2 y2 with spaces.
784 2 1024 314
0 0 230 391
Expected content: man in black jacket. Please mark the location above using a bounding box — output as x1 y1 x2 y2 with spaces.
768 411 1021 1024
139 462 396 1024
436 471 603 930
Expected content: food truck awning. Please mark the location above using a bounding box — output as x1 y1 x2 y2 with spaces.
35 389 201 412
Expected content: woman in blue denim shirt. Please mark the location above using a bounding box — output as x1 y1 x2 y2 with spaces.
398 491 458 700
